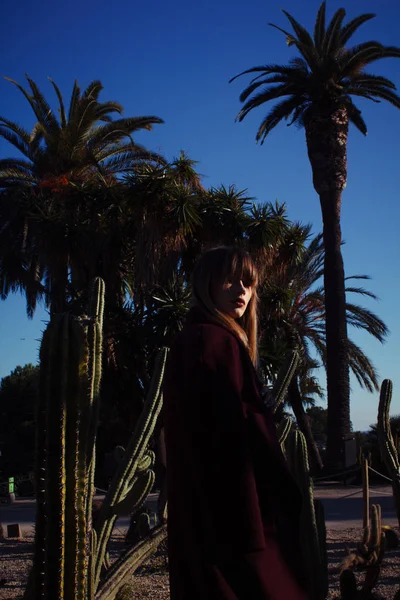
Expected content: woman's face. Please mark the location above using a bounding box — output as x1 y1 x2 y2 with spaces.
212 272 253 319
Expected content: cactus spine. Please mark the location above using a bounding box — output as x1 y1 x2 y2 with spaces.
28 279 168 600
285 429 328 600
377 379 400 528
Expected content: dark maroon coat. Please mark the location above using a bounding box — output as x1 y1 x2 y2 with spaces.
163 309 309 600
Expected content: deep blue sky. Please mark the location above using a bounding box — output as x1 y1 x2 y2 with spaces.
1 0 399 430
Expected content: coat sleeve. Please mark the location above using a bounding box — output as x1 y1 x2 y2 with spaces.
182 324 267 558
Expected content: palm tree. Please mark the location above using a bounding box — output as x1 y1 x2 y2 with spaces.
0 76 164 187
0 76 165 314
230 3 400 467
258 230 388 468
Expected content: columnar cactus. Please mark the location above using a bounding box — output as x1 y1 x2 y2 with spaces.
26 278 168 600
285 429 328 600
340 518 385 600
377 379 400 527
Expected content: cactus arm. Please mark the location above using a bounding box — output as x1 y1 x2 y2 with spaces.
112 471 155 518
272 350 299 414
93 348 168 590
276 416 292 450
137 450 156 473
95 523 167 600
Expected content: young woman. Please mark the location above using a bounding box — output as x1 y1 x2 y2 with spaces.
163 246 309 600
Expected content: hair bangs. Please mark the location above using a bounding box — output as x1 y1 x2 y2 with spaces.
220 247 258 288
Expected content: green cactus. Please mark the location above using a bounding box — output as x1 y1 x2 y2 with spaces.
93 349 168 591
285 429 328 600
272 350 299 414
276 415 293 450
343 502 385 577
377 379 400 528
26 278 168 600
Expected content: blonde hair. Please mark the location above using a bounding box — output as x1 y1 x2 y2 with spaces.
192 246 259 365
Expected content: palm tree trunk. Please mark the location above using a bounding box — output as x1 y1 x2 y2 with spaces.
288 378 323 473
305 106 351 470
320 192 351 469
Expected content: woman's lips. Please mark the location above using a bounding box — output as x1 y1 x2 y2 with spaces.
233 299 245 307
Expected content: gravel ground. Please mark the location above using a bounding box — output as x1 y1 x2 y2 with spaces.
0 528 399 600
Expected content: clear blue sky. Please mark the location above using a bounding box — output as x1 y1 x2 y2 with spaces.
0 0 399 430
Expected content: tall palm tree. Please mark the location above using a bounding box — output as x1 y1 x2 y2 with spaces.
230 3 400 467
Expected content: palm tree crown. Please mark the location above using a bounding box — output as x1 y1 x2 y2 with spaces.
0 76 164 188
230 2 400 142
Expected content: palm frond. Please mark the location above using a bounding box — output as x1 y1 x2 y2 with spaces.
346 102 368 134
313 1 326 51
351 87 400 109
346 303 388 342
48 78 67 128
340 14 376 46
236 85 296 122
82 80 103 101
87 116 164 148
68 80 81 123
345 274 371 281
269 22 318 68
0 158 33 172
348 338 379 392
345 286 377 300
0 117 34 157
323 8 346 55
256 96 303 143
341 42 400 77
350 73 397 90
239 75 295 103
281 9 315 49
24 75 60 137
